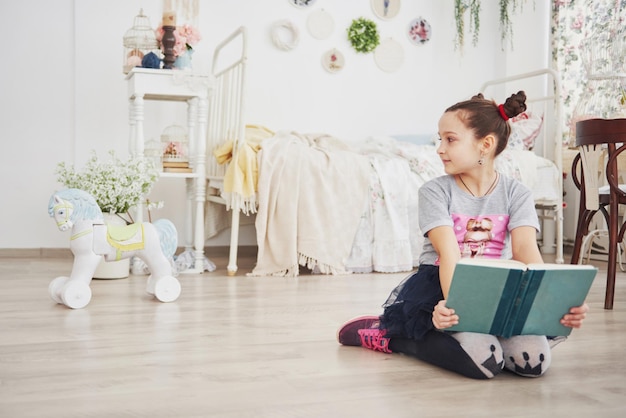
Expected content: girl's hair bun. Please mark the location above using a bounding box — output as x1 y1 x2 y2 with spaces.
502 91 527 119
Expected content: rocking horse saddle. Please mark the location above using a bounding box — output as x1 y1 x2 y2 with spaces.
93 223 145 260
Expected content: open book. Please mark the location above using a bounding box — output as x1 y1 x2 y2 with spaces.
445 259 597 338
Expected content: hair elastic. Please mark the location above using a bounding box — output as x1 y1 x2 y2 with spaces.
497 104 509 121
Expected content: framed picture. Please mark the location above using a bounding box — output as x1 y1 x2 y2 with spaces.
371 0 401 20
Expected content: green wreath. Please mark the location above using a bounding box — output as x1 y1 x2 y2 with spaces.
347 17 380 54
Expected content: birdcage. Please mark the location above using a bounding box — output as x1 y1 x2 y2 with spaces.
144 138 163 171
161 124 189 167
122 9 160 74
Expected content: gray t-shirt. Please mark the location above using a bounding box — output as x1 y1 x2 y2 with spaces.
418 174 540 265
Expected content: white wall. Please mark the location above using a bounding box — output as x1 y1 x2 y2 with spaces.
0 0 549 250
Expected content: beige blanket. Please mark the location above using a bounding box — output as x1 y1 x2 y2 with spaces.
249 131 371 277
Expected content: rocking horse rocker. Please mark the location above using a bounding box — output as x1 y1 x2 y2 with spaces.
48 188 181 309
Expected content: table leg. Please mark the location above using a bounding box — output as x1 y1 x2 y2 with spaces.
131 94 145 275
606 190 618 309
194 97 207 273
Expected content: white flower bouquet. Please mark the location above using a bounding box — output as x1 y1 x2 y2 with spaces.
55 151 158 221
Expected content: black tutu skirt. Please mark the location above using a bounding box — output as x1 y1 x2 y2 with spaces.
380 264 443 341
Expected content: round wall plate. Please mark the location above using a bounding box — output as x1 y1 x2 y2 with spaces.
374 38 404 72
289 0 317 8
371 0 401 20
407 17 432 45
321 48 345 73
307 9 334 40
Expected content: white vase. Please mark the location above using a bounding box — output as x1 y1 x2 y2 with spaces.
93 213 130 280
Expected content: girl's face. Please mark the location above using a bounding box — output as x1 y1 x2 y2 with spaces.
437 110 482 175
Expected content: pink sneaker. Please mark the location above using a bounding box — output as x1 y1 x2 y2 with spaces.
337 315 380 346
358 328 392 354
336 315 392 353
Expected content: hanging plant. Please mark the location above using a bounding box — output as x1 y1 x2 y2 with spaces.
454 0 481 49
347 17 380 53
499 0 521 49
454 0 527 50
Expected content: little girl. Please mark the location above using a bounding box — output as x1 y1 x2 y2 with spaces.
337 92 589 379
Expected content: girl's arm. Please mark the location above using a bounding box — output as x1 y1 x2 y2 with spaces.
428 225 461 329
510 226 544 265
428 225 461 298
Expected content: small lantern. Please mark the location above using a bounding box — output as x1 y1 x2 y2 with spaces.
122 9 159 74
161 124 189 168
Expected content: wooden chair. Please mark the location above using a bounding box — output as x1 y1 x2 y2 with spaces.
571 143 626 270
570 118 626 309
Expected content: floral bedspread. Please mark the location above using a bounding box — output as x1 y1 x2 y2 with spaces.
344 136 560 274
209 133 561 275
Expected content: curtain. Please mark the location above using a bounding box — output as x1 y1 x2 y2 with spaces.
551 0 626 146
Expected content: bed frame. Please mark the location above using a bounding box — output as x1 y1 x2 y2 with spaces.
205 29 565 274
480 68 564 263
206 26 248 275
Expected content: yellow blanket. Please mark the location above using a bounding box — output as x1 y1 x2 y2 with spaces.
213 125 274 214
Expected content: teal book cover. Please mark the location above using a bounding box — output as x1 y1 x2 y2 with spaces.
445 259 597 338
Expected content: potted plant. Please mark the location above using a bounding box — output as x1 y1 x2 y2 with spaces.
55 150 159 278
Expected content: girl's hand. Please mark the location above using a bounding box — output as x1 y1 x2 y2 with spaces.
432 299 459 330
560 303 589 329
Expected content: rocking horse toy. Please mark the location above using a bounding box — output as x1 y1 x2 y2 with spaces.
48 188 181 309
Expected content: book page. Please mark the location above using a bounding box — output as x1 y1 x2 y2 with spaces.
526 263 597 271
456 258 526 270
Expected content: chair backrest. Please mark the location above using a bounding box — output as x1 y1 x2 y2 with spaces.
576 118 626 209
578 144 606 210
206 26 248 181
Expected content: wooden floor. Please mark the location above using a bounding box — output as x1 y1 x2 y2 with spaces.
0 250 625 418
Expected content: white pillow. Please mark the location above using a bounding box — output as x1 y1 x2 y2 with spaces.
508 111 544 151
391 134 437 146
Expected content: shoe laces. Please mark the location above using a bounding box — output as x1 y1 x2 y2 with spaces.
358 328 392 354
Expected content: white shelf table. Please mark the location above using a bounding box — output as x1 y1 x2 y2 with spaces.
126 68 211 273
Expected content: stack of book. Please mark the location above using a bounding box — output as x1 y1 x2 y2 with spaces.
162 161 192 173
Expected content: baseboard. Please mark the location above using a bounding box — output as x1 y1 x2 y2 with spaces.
0 248 74 259
203 245 258 258
0 246 259 259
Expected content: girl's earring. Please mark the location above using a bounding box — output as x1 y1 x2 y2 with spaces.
478 157 484 165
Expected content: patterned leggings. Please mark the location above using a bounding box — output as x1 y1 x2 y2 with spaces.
389 330 554 379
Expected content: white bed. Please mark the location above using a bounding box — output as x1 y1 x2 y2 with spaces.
205 28 564 276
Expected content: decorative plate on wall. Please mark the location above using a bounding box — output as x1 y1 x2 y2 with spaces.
374 38 404 73
307 9 334 40
407 17 432 45
321 48 345 74
289 0 317 8
371 0 401 20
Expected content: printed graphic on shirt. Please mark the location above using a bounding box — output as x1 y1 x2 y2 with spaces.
453 213 509 259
